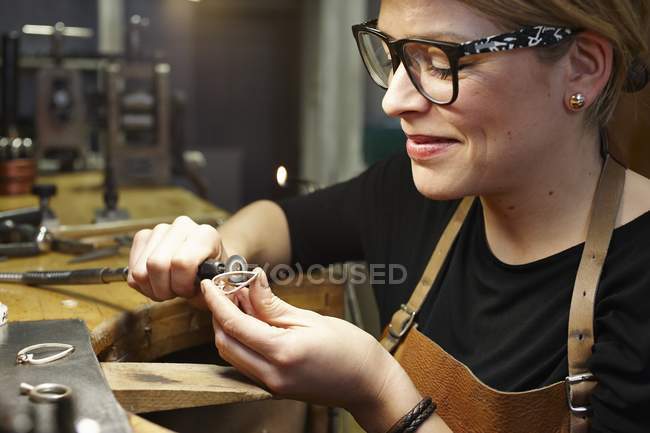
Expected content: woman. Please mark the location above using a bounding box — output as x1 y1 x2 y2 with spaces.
127 0 650 431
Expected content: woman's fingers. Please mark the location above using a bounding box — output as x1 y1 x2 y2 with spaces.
128 216 223 301
131 225 171 300
145 218 197 300
132 224 171 300
170 223 222 297
212 319 276 388
127 229 152 295
247 268 303 326
206 270 392 408
202 279 283 356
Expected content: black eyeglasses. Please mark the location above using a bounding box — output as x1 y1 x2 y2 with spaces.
352 19 576 105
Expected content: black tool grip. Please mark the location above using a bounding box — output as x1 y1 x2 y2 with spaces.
195 259 224 284
0 242 41 257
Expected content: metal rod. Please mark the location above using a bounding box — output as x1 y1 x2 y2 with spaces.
0 268 129 285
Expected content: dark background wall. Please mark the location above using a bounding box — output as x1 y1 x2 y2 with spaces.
189 2 301 209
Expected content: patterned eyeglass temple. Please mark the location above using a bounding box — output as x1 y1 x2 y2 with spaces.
461 26 575 56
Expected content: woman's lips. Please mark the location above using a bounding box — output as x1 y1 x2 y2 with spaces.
406 135 460 160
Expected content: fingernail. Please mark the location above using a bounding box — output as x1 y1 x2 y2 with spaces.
253 267 270 288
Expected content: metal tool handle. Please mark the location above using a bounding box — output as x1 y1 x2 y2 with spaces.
52 214 224 239
18 268 127 285
52 238 94 255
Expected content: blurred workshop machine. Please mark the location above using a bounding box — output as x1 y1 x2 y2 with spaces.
105 14 172 186
25 22 93 169
0 11 204 198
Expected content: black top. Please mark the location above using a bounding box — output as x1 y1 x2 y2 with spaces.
278 152 650 433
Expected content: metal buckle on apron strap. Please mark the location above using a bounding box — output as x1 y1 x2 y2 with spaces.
388 304 416 339
565 372 596 415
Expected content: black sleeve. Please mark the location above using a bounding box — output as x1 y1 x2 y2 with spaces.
590 245 650 433
277 152 412 267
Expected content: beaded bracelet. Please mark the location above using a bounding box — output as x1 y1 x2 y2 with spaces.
387 397 437 433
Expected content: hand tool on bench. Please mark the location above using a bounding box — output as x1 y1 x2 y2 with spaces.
0 255 252 286
67 235 132 264
0 225 94 258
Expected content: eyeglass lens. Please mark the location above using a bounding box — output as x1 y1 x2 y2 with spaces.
358 31 393 88
357 31 455 104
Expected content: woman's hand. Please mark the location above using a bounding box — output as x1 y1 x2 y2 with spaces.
201 269 433 432
127 216 226 302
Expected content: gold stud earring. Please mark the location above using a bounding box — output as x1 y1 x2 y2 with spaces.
569 93 586 111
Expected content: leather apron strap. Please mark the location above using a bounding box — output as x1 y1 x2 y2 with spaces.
380 196 474 353
566 155 626 433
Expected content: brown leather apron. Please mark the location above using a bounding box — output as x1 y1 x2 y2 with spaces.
380 156 626 433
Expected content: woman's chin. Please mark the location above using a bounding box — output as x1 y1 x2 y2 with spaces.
411 164 468 201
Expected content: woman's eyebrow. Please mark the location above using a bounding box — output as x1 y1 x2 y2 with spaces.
408 31 471 43
379 26 472 43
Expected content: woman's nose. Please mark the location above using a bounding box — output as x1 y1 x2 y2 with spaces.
382 63 431 117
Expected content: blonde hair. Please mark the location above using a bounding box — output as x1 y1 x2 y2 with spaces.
457 0 650 126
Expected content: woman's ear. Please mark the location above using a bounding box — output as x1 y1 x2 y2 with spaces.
565 31 614 111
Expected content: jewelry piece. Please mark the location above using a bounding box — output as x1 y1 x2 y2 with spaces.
212 270 258 295
16 343 75 365
569 93 586 110
20 382 72 403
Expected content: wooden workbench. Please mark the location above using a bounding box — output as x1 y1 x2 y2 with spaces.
0 172 344 432
0 173 223 328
